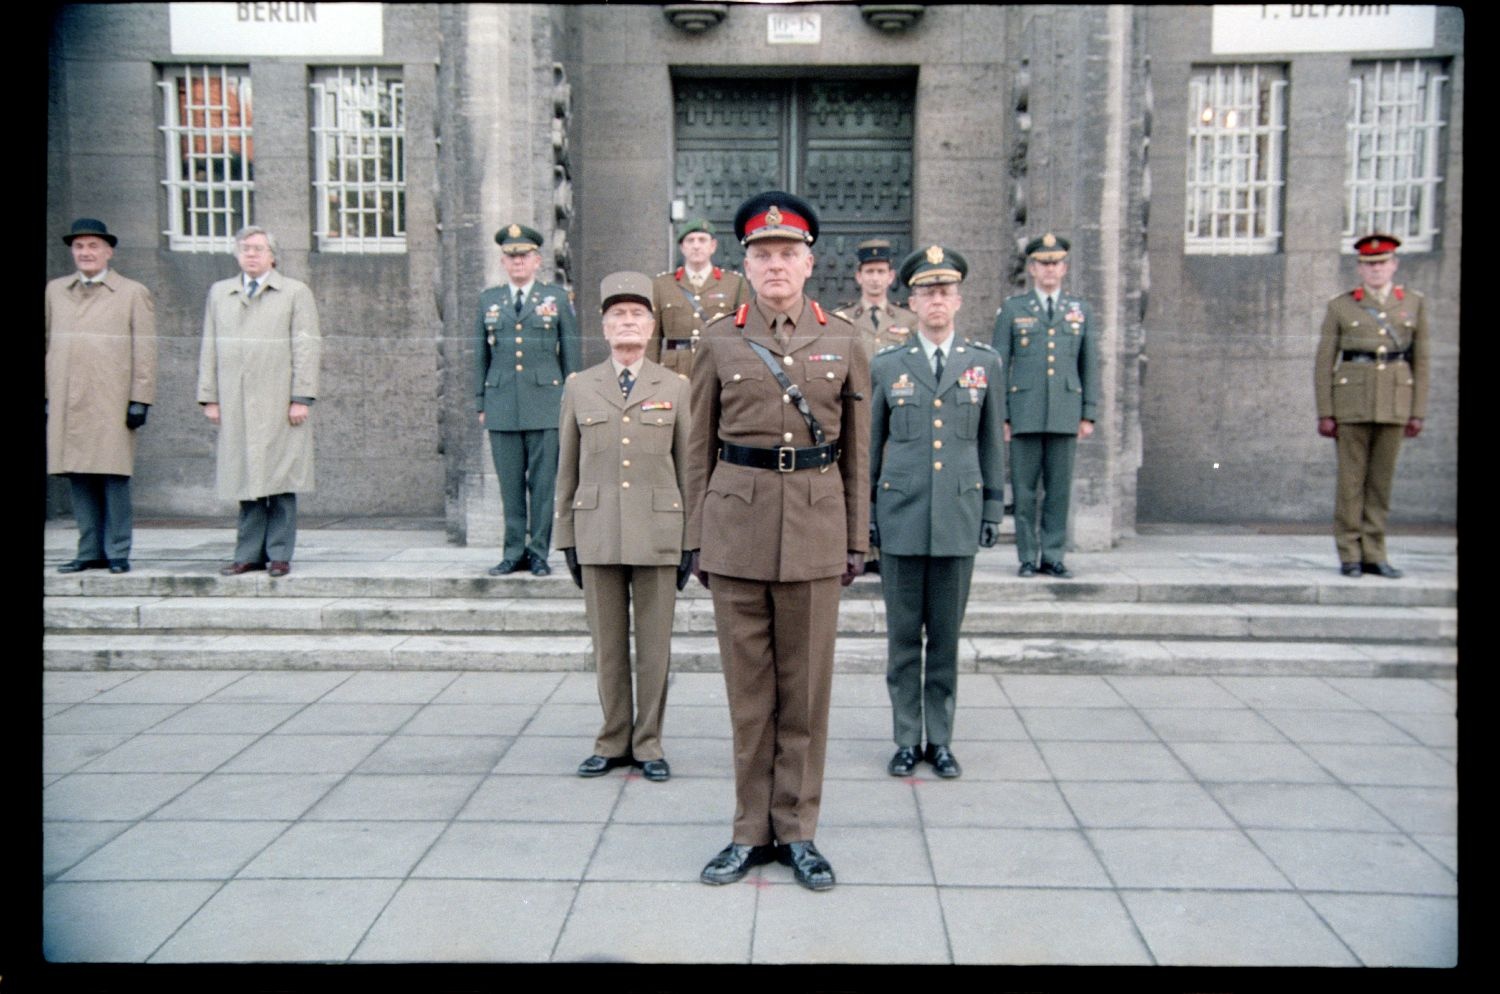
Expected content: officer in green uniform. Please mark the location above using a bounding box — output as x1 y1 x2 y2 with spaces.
870 245 1004 779
836 239 917 576
1314 233 1429 578
475 223 581 575
993 233 1100 578
650 218 748 379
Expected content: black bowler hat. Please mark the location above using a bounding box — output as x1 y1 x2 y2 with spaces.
63 218 117 247
734 191 819 246
899 245 968 288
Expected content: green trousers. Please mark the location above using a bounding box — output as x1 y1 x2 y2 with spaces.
1334 421 1404 565
489 428 557 563
880 553 975 748
1010 432 1077 566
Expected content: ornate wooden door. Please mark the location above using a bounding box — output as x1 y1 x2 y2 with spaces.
673 76 915 304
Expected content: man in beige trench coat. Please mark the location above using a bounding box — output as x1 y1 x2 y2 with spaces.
555 272 693 784
46 218 156 574
198 226 321 578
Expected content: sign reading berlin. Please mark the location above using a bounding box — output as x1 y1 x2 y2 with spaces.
169 2 383 56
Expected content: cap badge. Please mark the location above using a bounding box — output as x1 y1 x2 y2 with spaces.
926 245 944 264
508 224 521 237
766 205 783 226
1042 233 1057 247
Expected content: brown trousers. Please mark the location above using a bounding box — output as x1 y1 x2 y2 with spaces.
709 573 842 846
582 564 676 761
1334 422 1404 565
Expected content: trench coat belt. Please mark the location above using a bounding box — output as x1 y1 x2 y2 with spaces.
719 441 841 473
1342 349 1410 364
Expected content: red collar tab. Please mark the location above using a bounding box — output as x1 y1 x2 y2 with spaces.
674 266 685 281
734 303 749 328
1394 286 1405 301
810 300 828 325
1352 288 1364 302
711 266 723 280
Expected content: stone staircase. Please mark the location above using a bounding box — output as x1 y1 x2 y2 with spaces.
43 533 1457 678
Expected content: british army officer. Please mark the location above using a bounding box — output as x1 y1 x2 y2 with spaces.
870 246 1004 780
650 218 748 378
685 191 869 892
476 223 581 576
1314 233 1429 578
555 271 693 783
993 233 1100 578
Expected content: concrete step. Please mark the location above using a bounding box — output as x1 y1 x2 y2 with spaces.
41 632 1456 678
42 565 1456 608
45 595 1457 644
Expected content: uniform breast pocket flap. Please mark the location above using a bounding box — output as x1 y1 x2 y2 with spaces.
721 363 765 388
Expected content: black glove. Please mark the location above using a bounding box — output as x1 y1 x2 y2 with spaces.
562 547 583 589
869 520 881 550
979 520 1000 548
676 550 693 591
126 402 148 430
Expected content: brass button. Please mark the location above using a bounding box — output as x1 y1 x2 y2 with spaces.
933 461 943 470
1378 312 1387 319
622 415 631 423
1047 368 1055 376
515 350 524 357
933 440 943 450
783 432 794 443
934 419 943 428
515 337 524 344
515 364 524 371
732 373 742 381
673 502 680 508
882 482 890 489
783 394 791 404
783 356 794 366
1379 329 1388 335
622 459 631 467
1377 364 1386 370
896 398 905 406
515 323 524 331
1048 342 1056 349
826 371 835 380
622 437 631 445
933 399 943 408
621 481 631 489
1049 329 1056 336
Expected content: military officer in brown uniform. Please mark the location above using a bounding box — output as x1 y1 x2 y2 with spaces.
686 191 869 892
834 238 917 575
555 272 693 783
1314 233 1429 578
650 218 749 378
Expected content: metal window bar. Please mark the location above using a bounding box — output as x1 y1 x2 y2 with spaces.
158 65 254 251
310 67 406 253
1342 60 1446 253
1185 65 1286 255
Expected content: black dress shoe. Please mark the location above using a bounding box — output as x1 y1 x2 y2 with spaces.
1018 561 1037 577
640 758 671 782
925 744 962 779
577 754 633 777
778 840 836 891
1339 562 1362 577
487 556 529 576
1363 562 1404 579
220 561 267 576
107 559 130 574
57 559 107 574
1039 560 1073 579
887 745 921 776
863 559 881 575
529 558 552 576
701 842 778 885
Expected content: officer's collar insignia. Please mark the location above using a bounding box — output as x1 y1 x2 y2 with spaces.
766 205 783 226
926 245 944 264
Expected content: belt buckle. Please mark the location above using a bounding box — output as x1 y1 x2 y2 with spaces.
777 446 796 472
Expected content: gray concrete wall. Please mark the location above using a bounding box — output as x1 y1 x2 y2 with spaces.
46 3 445 520
1138 5 1461 525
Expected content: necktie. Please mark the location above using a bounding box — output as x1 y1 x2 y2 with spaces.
870 309 880 330
619 368 634 399
514 292 524 314
774 317 790 350
1047 296 1055 322
247 279 259 298
933 347 945 381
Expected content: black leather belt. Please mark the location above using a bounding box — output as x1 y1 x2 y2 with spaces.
720 441 841 473
664 338 695 351
1342 349 1409 363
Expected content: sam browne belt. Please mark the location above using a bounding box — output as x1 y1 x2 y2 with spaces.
719 441 841 473
1342 349 1411 364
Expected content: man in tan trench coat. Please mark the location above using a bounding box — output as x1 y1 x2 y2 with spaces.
46 218 156 574
1314 232 1429 578
555 272 693 784
198 226 321 578
686 191 869 893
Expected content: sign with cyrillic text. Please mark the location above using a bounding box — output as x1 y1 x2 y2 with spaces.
1212 5 1436 54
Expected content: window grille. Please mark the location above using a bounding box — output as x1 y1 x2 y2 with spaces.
310 66 407 253
1343 60 1447 253
158 65 254 252
1185 64 1287 255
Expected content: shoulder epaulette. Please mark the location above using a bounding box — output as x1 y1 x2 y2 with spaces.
967 340 996 352
875 343 904 356
655 270 672 278
705 310 735 327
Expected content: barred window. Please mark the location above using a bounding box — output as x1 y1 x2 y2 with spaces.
1344 60 1447 253
310 67 407 253
1185 64 1287 255
158 65 254 252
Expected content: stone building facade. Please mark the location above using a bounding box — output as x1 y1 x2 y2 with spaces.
46 4 1461 547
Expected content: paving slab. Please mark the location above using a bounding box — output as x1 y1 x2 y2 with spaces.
43 880 224 962
941 888 1153 965
1121 890 1359 966
350 879 578 962
554 881 755 964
